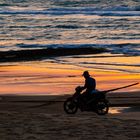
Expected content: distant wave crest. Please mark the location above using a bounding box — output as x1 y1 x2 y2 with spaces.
0 6 140 16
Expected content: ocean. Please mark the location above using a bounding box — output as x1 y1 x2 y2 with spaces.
0 0 140 74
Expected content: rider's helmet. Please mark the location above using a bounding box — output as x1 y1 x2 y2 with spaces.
82 71 90 77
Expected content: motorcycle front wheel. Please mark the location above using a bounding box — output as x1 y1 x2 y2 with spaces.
63 97 78 114
96 100 109 115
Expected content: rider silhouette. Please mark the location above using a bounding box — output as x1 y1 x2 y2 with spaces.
81 71 96 94
79 71 96 107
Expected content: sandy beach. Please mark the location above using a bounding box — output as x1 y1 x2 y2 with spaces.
0 96 140 140
0 51 140 140
0 62 140 139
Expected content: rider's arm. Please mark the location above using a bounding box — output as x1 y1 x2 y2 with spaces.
81 80 87 90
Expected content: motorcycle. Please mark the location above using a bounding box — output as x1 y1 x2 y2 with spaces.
64 83 139 115
64 86 109 115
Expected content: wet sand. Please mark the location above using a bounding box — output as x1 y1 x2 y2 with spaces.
0 62 140 95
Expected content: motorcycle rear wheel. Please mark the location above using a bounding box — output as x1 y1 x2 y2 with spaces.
64 97 78 114
96 100 109 115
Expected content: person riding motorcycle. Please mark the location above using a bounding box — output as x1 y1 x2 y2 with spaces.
64 71 109 114
81 71 96 94
79 71 97 108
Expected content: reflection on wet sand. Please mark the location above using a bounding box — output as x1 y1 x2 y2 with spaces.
0 61 140 95
109 107 131 114
110 106 140 114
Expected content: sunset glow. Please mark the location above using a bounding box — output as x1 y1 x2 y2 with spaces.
0 62 139 95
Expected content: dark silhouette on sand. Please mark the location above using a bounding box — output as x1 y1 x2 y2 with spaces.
80 71 96 98
63 71 139 115
63 71 109 115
